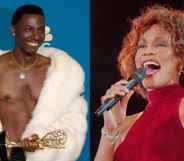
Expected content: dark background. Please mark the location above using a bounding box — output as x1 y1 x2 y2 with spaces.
90 0 184 160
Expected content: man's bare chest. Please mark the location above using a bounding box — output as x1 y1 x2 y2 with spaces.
0 68 47 103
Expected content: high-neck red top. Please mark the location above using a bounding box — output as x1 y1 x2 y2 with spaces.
113 84 184 161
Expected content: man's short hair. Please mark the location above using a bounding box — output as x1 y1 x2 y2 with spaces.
11 4 45 25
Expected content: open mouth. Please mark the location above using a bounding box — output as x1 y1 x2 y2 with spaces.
142 60 161 76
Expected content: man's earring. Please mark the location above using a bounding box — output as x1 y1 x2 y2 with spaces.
12 33 15 36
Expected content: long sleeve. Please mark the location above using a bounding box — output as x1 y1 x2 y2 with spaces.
19 47 88 161
25 96 87 161
47 96 87 161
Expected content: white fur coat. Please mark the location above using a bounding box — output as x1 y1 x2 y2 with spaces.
0 47 88 161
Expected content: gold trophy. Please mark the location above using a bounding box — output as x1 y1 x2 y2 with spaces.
0 130 67 161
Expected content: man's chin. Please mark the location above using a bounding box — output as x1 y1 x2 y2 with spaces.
26 47 40 55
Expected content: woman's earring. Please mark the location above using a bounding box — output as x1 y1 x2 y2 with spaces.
178 67 183 76
178 71 181 76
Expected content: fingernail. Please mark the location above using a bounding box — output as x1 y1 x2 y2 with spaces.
125 88 129 93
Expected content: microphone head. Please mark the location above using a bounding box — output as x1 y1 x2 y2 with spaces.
130 68 146 83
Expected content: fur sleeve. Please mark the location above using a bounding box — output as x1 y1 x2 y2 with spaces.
25 96 87 161
19 47 88 161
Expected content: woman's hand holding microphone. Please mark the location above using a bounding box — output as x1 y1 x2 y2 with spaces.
101 79 134 142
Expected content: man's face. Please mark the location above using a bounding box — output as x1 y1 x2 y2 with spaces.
11 14 45 55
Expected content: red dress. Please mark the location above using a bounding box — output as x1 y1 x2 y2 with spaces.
113 84 184 161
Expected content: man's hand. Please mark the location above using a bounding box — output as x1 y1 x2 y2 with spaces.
20 134 39 152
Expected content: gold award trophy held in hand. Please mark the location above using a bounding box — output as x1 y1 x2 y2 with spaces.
0 130 67 161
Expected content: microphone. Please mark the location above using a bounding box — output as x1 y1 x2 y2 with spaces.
95 68 146 116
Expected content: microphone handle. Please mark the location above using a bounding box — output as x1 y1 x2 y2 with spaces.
95 79 137 116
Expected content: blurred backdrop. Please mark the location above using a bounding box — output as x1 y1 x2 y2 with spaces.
0 1 89 161
91 0 184 160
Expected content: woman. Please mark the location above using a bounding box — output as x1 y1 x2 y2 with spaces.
94 5 184 161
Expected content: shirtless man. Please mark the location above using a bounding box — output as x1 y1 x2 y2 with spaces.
0 4 49 161
0 4 87 161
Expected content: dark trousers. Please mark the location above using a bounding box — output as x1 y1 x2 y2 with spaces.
0 131 26 161
10 148 26 161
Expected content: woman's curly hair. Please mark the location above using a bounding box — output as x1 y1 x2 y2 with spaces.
118 4 184 98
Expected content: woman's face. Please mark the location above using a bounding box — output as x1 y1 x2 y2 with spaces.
135 24 180 90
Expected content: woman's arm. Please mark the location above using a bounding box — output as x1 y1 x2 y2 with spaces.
94 112 143 161
94 134 116 161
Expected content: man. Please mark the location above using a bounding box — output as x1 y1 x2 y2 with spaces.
0 4 87 161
